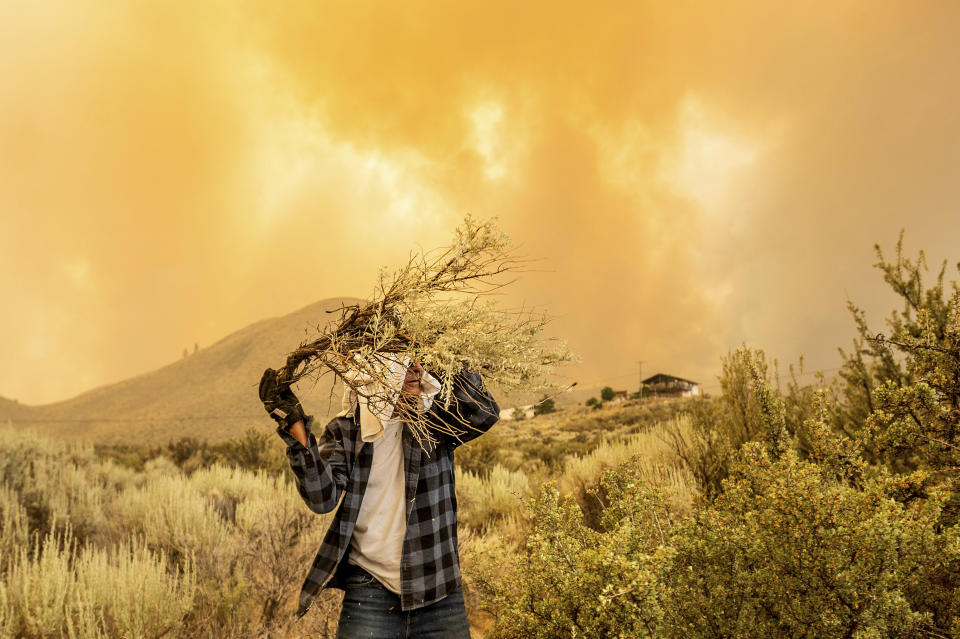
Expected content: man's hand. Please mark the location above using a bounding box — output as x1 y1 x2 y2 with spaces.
259 368 307 432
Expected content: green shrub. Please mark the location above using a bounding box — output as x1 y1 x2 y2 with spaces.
559 418 696 528
96 428 289 477
481 317 960 638
481 439 952 638
533 395 556 416
213 428 288 475
665 442 936 638
665 346 821 500
455 432 504 477
476 461 675 639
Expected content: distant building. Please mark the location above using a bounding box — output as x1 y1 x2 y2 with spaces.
642 373 701 398
612 390 629 402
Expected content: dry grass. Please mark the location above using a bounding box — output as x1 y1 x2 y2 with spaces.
0 426 338 638
558 415 698 517
0 394 698 638
456 465 531 534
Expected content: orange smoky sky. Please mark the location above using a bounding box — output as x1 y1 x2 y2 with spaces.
2 1 959 405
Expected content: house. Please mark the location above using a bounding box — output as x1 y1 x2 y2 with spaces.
612 390 629 402
642 373 701 398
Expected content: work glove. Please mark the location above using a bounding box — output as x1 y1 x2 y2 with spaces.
258 368 307 430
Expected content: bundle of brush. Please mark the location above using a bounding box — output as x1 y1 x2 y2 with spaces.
268 215 577 450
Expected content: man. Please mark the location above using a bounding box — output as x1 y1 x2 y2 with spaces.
259 360 499 638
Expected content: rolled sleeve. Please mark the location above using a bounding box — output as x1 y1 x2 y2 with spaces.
425 370 499 448
276 415 350 515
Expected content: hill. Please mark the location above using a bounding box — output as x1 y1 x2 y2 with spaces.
0 296 611 446
0 297 363 445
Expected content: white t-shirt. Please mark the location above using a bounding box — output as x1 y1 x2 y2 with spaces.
347 417 407 594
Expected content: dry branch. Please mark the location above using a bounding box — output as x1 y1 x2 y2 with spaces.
270 216 577 448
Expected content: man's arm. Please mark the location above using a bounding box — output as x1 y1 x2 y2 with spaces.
260 367 350 513
275 415 351 515
423 369 500 449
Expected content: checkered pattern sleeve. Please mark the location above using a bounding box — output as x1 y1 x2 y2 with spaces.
424 370 500 449
275 415 350 514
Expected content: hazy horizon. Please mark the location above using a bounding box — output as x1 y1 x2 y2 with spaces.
3 1 959 405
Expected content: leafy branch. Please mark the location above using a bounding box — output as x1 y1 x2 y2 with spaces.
269 216 577 447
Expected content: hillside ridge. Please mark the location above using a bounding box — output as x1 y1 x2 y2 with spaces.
0 297 364 444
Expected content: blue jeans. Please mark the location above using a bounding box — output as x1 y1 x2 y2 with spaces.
336 564 471 639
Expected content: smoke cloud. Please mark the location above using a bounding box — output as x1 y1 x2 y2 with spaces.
2 1 959 403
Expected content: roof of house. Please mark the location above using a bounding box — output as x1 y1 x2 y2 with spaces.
642 373 699 386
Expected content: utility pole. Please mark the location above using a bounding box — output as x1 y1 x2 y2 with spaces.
636 360 645 398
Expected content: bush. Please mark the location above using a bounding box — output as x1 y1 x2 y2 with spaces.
559 418 696 528
533 395 556 416
481 438 950 639
455 432 504 478
665 442 936 638
475 465 671 638
0 528 196 638
456 465 531 534
0 426 341 638
600 386 615 402
480 260 960 638
665 346 819 499
96 428 289 477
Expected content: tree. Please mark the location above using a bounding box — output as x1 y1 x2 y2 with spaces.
600 386 615 402
585 397 600 410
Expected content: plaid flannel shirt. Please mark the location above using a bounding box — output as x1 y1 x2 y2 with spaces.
275 370 499 617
